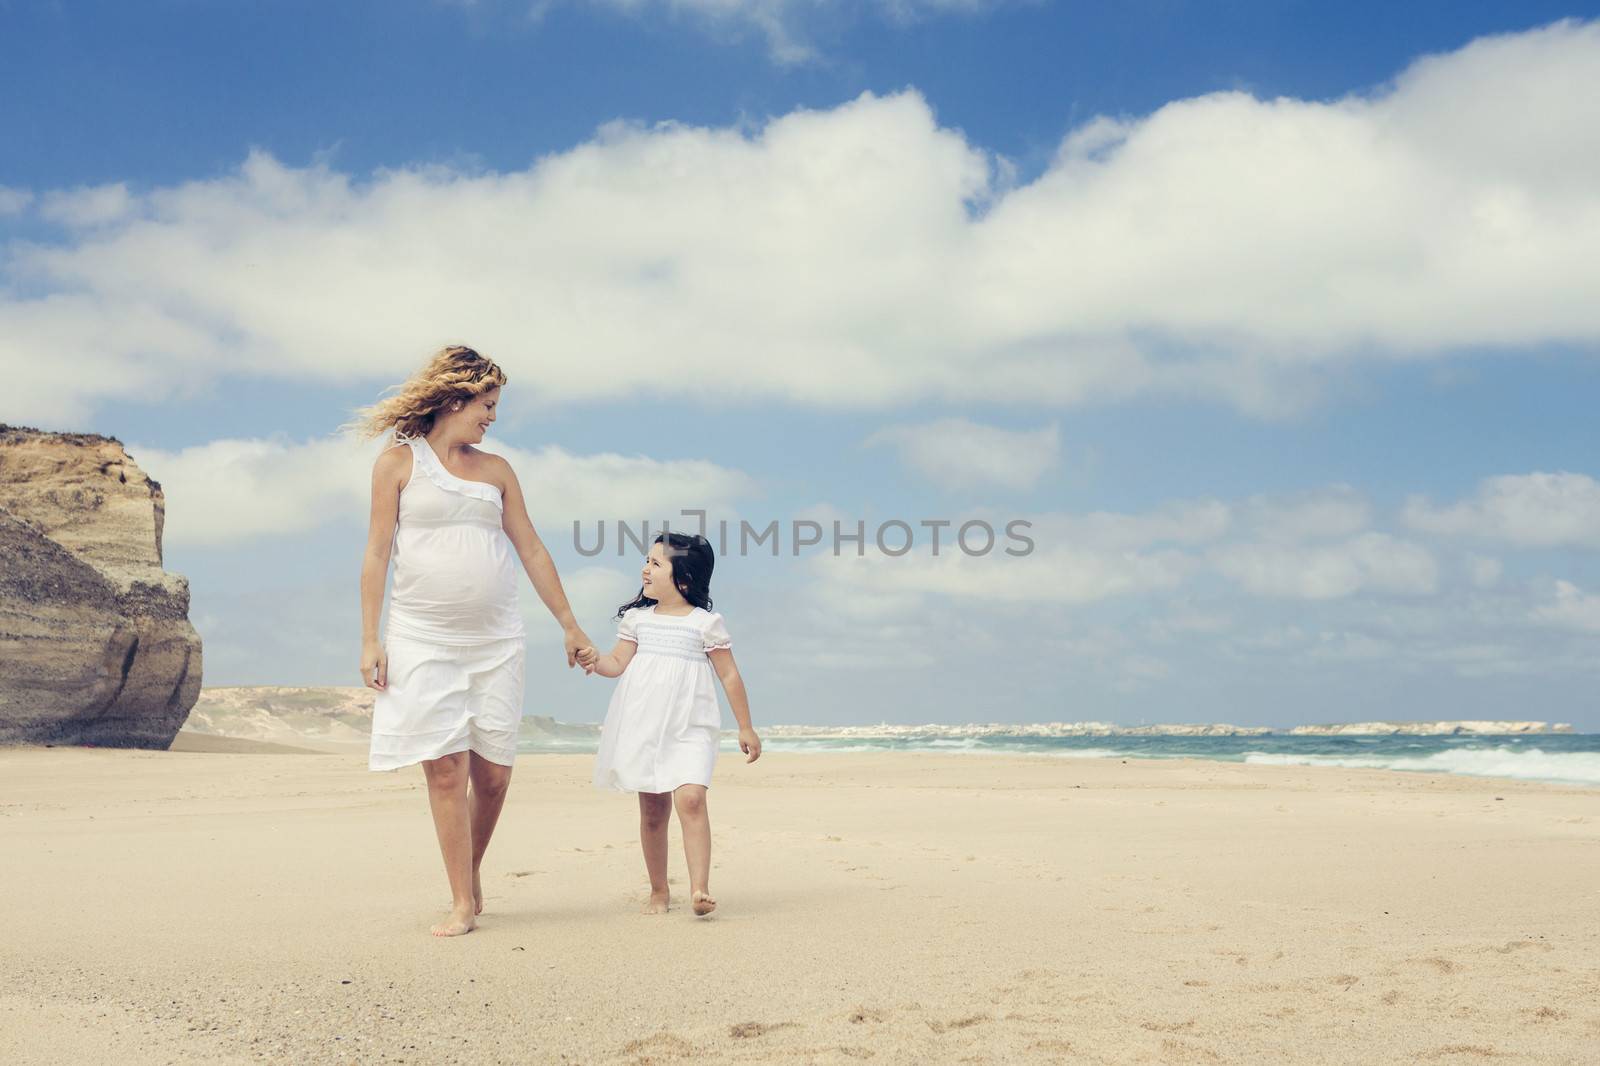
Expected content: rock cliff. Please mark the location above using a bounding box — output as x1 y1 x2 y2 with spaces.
0 425 202 748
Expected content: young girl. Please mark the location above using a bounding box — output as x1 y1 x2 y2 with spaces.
589 532 760 916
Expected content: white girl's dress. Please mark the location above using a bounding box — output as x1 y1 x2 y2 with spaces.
592 606 732 793
369 435 526 772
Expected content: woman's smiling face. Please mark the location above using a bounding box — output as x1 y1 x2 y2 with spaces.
460 387 499 442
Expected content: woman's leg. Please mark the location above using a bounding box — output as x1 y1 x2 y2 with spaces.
638 792 673 913
421 751 476 936
467 754 513 916
672 784 715 915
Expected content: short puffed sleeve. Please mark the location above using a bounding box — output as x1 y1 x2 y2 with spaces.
617 608 639 644
702 611 732 652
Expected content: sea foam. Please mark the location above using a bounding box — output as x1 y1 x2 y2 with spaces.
1242 746 1600 787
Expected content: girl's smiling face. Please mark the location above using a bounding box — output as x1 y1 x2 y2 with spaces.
640 542 685 605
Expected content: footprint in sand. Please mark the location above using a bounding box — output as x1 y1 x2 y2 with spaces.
1329 975 1360 987
1159 1037 1223 1062
1411 956 1460 975
1417 1045 1498 1060
1030 1038 1075 1054
1140 1019 1197 1033
620 1032 697 1057
926 1013 989 1033
849 1007 886 1024
1491 939 1553 954
728 1021 797 1039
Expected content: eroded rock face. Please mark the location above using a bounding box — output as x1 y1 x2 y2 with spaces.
0 425 202 748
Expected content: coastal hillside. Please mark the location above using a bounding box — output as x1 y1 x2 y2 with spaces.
184 687 1571 745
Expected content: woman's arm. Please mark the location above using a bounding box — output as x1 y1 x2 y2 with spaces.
359 446 408 690
708 648 759 762
590 639 638 679
493 455 595 668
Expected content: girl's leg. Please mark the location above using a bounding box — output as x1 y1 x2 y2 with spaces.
638 792 673 914
467 754 513 916
421 752 476 936
672 784 715 915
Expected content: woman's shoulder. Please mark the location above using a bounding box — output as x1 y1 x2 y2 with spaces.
373 441 413 480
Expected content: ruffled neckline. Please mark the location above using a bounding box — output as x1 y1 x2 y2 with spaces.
403 434 503 508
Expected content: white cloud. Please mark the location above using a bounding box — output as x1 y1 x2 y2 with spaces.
1403 472 1600 548
814 539 1194 605
1467 555 1502 589
1210 532 1438 600
1532 580 1600 633
522 563 639 638
534 1 1005 65
1035 500 1231 550
865 417 1058 491
7 22 1600 426
38 183 137 227
132 435 756 547
0 187 31 216
1241 485 1369 541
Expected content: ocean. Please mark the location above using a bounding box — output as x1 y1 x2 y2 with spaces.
517 726 1600 788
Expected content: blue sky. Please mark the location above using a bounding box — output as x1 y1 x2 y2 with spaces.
4 1 1600 729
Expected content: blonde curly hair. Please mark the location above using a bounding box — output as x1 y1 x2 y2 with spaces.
349 345 509 442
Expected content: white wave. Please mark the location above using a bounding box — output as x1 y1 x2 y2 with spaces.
1045 747 1127 760
1243 747 1600 787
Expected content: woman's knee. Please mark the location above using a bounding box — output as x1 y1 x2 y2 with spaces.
639 792 672 828
422 752 469 791
673 785 707 817
470 761 512 800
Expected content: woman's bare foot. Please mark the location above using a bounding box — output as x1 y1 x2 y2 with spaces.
431 905 477 937
642 891 670 915
472 869 484 915
691 891 716 916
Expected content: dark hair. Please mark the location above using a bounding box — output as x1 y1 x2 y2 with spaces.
615 532 715 618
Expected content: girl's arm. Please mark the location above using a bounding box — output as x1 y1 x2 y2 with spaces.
590 639 638 679
359 446 408 690
708 648 759 762
492 454 595 668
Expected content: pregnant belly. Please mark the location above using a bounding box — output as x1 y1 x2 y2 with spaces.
391 531 517 615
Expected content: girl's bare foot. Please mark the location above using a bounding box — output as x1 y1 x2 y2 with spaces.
431 906 477 937
642 891 670 915
691 891 716 916
472 869 484 915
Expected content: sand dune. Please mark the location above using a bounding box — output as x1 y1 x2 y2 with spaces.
2 749 1597 1064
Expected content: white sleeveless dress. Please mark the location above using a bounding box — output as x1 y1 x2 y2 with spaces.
369 435 526 772
592 605 732 793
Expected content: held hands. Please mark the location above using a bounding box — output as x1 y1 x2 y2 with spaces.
360 640 388 691
739 728 762 763
564 627 598 674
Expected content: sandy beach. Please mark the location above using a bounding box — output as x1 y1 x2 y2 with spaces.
2 746 1597 1065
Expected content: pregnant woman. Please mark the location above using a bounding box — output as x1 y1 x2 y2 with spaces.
354 345 597 937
